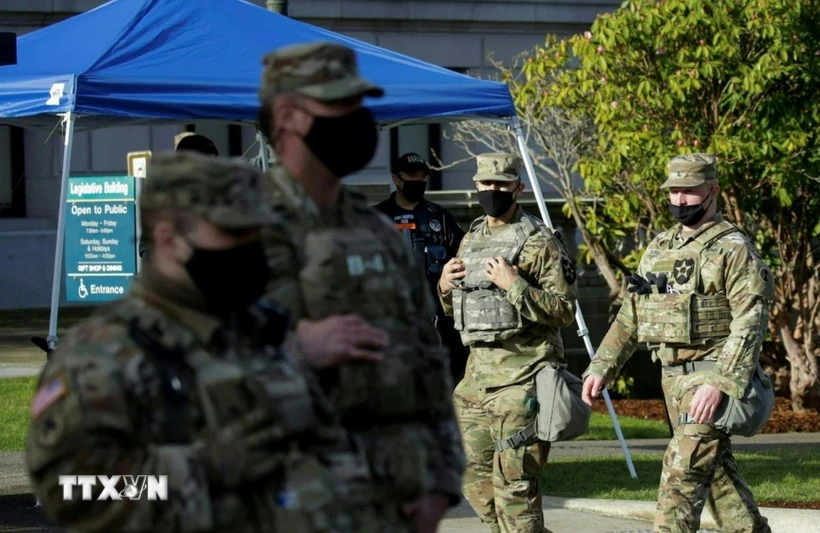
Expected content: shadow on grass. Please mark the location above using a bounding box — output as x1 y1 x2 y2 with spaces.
541 450 820 503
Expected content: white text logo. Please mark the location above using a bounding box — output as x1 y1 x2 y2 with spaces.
58 475 168 501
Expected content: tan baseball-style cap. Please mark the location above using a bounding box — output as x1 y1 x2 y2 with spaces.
472 153 523 182
259 41 384 103
660 153 718 189
141 152 277 229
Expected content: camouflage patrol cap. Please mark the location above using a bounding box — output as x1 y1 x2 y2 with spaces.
472 153 523 182
141 152 277 229
259 41 384 103
661 153 718 189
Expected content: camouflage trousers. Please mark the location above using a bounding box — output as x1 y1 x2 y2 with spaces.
453 371 551 533
655 371 771 533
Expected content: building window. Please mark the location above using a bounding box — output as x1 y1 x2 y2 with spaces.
0 125 25 218
387 67 472 191
389 123 443 189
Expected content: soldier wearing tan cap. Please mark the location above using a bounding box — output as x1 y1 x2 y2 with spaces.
257 41 465 532
438 153 580 533
26 152 377 532
583 153 774 533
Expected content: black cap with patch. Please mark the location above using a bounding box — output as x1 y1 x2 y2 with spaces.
392 152 429 175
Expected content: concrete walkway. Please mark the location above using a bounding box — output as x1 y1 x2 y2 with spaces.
5 448 820 532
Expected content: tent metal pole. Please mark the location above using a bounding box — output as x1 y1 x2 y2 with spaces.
510 116 638 479
256 131 269 172
47 111 76 350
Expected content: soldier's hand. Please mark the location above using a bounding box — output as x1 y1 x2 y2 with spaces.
582 375 605 406
689 384 724 424
438 258 466 294
296 315 387 369
485 256 519 290
196 408 284 490
401 493 451 533
626 273 652 295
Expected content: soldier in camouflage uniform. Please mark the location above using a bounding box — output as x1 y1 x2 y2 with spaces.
256 42 465 533
26 152 378 532
582 154 774 533
438 154 578 533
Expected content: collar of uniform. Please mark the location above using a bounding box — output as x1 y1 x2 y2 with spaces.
130 276 223 346
270 164 321 219
482 205 525 234
671 212 725 248
272 164 359 224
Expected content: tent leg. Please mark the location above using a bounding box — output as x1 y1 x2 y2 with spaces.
256 131 269 172
47 112 76 351
510 116 638 479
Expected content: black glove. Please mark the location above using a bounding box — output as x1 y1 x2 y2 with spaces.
625 273 652 295
646 272 669 294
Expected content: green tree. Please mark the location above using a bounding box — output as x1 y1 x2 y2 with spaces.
447 0 820 410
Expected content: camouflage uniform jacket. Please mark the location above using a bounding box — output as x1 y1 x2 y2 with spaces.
261 165 465 505
25 276 369 533
585 213 774 399
439 207 578 388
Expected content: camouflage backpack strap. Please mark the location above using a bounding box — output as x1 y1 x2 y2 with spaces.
507 213 543 263
107 298 197 443
693 220 742 251
468 215 487 234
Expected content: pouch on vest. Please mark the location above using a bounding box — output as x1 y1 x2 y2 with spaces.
712 364 774 437
636 292 693 344
494 364 591 452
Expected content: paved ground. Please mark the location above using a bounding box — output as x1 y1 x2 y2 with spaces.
0 495 657 533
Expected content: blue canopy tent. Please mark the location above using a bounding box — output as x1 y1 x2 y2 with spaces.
0 0 636 477
0 0 516 126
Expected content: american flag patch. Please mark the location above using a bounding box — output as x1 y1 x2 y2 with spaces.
31 375 68 419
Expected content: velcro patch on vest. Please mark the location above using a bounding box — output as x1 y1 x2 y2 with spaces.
651 260 677 273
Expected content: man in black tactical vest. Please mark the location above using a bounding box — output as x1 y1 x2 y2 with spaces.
375 153 469 383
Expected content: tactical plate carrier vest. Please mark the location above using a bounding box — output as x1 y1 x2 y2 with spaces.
113 295 375 532
267 174 455 505
453 213 545 344
635 221 740 348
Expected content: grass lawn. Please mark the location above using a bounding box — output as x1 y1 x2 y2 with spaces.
0 380 671 451
578 412 670 441
542 451 820 505
0 377 37 451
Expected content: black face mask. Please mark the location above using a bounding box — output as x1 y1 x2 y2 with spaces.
185 239 270 312
302 107 378 179
478 190 516 218
398 178 427 203
669 193 713 226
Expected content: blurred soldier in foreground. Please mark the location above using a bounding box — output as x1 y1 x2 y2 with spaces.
257 42 465 533
438 154 579 533
137 132 219 259
26 152 377 532
582 154 775 533
375 152 469 383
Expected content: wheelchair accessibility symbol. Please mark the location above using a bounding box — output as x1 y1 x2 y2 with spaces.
78 278 88 299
